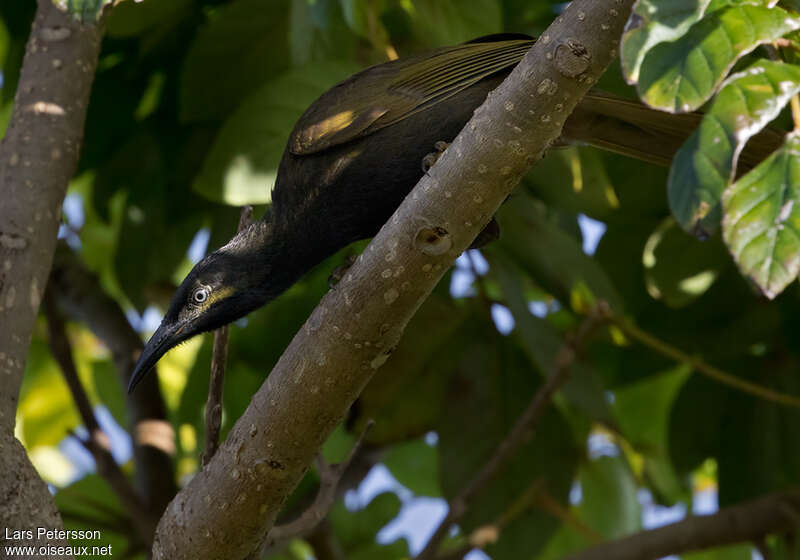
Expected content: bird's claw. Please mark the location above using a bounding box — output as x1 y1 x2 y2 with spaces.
421 141 451 173
328 255 358 288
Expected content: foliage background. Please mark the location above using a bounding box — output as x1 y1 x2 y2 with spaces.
3 0 800 558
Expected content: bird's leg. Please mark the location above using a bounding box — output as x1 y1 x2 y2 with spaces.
469 217 500 249
328 254 358 288
421 141 451 173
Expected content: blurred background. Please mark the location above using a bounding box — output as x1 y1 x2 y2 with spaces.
3 0 799 558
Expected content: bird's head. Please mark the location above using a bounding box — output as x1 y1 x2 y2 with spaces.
127 241 269 393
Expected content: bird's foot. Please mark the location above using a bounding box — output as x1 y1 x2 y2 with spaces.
421 141 451 173
469 217 500 249
328 254 358 288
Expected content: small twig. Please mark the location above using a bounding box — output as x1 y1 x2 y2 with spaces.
201 206 253 466
43 288 156 545
415 310 604 560
602 309 800 408
262 420 375 551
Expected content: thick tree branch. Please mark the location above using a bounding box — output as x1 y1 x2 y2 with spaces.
262 419 374 553
416 311 603 560
152 2 634 558
0 0 107 552
49 246 176 517
566 490 800 560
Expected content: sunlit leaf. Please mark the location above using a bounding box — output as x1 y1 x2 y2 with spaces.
621 0 713 85
669 60 798 235
194 61 360 204
643 218 731 307
723 131 800 298
638 4 800 112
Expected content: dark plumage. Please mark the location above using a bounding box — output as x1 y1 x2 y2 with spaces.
127 34 782 392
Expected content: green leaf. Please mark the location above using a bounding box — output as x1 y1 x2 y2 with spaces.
490 252 615 426
495 194 623 312
290 0 360 66
330 492 407 557
194 61 360 204
383 437 441 497
18 337 80 449
179 0 290 122
723 131 800 298
106 0 193 38
614 366 691 502
621 0 714 85
403 0 502 46
643 218 731 307
352 292 472 444
438 337 579 560
638 4 800 112
55 475 136 556
669 60 799 235
580 456 641 538
523 147 620 222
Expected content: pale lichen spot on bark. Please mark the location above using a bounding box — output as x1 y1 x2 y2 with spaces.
25 101 66 116
383 288 399 305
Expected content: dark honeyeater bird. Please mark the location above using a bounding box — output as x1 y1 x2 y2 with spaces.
127 33 782 392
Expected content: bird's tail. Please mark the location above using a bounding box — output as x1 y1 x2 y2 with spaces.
561 91 784 172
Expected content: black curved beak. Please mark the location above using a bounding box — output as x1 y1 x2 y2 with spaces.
128 321 184 393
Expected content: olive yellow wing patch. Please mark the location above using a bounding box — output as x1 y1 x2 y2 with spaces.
288 39 533 156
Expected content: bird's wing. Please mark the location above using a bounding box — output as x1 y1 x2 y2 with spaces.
289 39 534 155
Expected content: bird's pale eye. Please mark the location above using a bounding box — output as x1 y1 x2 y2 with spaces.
192 286 211 305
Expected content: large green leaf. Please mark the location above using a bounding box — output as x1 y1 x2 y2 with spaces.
580 456 641 538
490 252 615 427
438 337 579 560
193 61 360 205
638 4 800 112
290 0 360 66
643 218 731 307
722 131 800 298
495 194 623 312
523 147 620 223
403 0 502 46
383 437 441 497
329 492 409 559
669 60 799 235
179 0 290 122
621 0 714 85
614 366 691 502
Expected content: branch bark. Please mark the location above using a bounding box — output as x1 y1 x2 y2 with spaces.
152 2 634 558
0 0 107 551
565 490 800 560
